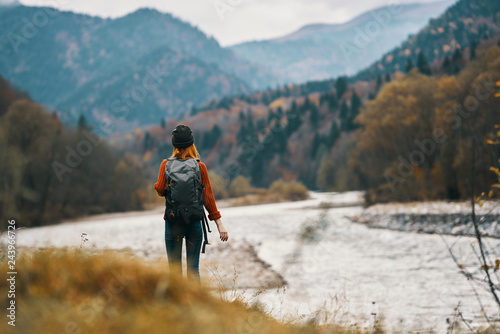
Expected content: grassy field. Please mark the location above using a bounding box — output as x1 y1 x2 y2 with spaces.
0 248 383 334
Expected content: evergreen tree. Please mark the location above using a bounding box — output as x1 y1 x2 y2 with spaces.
237 123 247 143
375 75 382 92
350 93 362 117
309 104 319 127
202 125 222 149
246 110 255 135
311 133 322 158
275 130 288 154
452 48 463 74
328 93 338 110
339 101 349 131
417 52 431 75
77 114 88 130
250 154 265 187
442 56 452 74
327 121 339 147
335 76 348 98
339 100 349 121
405 57 414 73
470 40 477 60
212 124 222 143
345 93 362 131
286 101 302 136
269 107 283 123
143 131 153 151
385 73 391 83
452 48 462 62
160 118 166 129
320 92 337 110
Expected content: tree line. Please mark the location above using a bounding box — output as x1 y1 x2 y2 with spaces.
138 46 500 204
350 46 500 203
0 76 151 229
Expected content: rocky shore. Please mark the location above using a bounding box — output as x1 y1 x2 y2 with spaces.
347 200 500 238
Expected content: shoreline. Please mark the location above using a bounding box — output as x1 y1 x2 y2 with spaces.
7 199 289 292
347 199 500 238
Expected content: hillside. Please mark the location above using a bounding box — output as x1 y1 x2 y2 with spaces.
55 44 250 129
0 74 153 227
353 0 500 80
127 0 500 204
230 0 455 84
133 45 499 204
0 6 276 128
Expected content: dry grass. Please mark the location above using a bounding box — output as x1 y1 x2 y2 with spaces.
0 248 382 334
230 180 309 207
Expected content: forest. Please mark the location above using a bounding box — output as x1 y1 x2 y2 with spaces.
0 77 152 228
2 45 498 229
2 17 500 229
351 46 500 203
132 45 499 204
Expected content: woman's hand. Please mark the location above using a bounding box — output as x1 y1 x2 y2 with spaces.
214 218 228 242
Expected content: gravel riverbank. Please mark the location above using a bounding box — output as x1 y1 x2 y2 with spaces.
347 200 500 237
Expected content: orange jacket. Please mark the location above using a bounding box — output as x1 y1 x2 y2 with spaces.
154 159 221 221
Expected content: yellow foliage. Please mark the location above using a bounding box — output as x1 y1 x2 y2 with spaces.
268 98 286 110
142 151 153 162
207 170 228 199
229 175 255 198
230 180 309 206
114 160 128 174
308 94 320 106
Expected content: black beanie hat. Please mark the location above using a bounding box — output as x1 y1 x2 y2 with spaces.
172 124 194 148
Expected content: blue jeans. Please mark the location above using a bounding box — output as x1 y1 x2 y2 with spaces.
164 219 203 281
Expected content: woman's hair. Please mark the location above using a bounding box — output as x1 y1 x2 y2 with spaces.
171 144 200 160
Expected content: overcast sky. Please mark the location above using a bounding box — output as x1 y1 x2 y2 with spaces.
12 0 448 46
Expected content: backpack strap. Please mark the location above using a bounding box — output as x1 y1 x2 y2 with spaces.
201 211 211 253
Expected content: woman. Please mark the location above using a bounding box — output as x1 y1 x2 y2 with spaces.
154 124 228 281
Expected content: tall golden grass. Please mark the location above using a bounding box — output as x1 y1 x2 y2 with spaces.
0 248 379 334
230 179 310 206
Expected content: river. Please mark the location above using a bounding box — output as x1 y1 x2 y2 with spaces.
13 191 500 332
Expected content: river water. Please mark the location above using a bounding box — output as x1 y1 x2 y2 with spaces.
13 191 500 332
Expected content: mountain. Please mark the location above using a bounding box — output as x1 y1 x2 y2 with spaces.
127 0 500 197
0 6 276 128
0 0 20 7
56 45 249 128
353 0 500 80
230 0 456 84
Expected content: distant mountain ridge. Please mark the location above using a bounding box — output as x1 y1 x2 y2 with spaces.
353 0 500 80
0 5 276 128
0 0 463 130
230 0 456 83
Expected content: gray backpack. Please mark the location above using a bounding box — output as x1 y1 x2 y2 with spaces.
164 158 204 224
164 158 212 253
